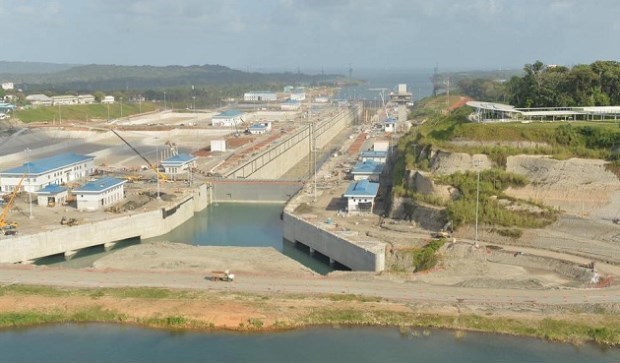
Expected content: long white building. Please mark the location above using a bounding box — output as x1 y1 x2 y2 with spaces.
212 110 245 127
0 152 95 194
244 91 277 102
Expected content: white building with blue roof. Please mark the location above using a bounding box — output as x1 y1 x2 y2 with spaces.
360 150 388 163
72 177 126 211
0 152 95 194
351 160 385 181
343 179 380 215
160 153 197 179
384 117 397 133
35 184 68 207
211 110 245 127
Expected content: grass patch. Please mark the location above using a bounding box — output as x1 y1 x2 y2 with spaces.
411 239 445 272
16 102 158 123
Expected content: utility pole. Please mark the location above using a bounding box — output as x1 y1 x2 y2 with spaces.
26 148 33 219
156 144 161 200
474 159 482 247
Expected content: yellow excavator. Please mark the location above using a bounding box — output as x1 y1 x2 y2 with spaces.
0 175 26 231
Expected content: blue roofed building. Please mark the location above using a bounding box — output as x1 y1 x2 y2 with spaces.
384 117 397 133
35 184 68 207
160 153 197 179
343 179 380 215
0 152 95 194
72 177 126 211
360 150 388 163
212 109 245 127
351 160 385 181
281 99 301 111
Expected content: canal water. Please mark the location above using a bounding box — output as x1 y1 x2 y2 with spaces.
37 203 335 274
0 324 617 363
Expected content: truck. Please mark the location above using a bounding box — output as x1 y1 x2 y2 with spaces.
208 270 235 282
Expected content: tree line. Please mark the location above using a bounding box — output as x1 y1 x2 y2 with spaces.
458 60 620 107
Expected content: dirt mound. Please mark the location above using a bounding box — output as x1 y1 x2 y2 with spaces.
430 151 492 175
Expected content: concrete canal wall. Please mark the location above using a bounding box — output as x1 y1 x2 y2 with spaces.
225 105 361 180
0 184 210 264
282 210 386 272
211 179 303 203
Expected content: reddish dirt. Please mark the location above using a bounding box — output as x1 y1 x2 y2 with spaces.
449 96 472 111
347 132 367 156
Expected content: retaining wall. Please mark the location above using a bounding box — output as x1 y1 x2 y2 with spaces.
0 184 209 264
282 210 386 272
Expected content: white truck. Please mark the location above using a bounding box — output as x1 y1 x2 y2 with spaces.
209 270 235 282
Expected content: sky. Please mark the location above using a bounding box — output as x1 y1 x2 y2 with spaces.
0 0 619 73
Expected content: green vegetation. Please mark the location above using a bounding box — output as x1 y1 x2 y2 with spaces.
16 102 158 123
459 60 620 107
411 239 445 271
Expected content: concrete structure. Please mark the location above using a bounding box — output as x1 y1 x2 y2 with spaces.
290 88 306 101
101 95 115 104
78 94 95 104
161 153 197 178
244 91 277 102
343 179 379 214
281 99 301 111
212 110 245 127
211 139 226 152
0 184 210 264
283 210 386 271
467 100 620 122
226 105 362 179
0 152 95 194
212 179 302 203
360 150 388 163
26 94 52 107
351 160 384 181
72 177 126 211
390 83 413 123
373 140 390 152
1 82 14 91
51 95 78 105
384 117 396 133
35 184 68 207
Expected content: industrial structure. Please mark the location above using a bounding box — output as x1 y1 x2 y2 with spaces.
467 101 620 122
343 179 380 215
212 110 245 127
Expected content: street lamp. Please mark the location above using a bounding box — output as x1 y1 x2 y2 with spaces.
474 160 482 247
25 148 33 219
163 91 167 110
120 97 123 119
156 143 161 200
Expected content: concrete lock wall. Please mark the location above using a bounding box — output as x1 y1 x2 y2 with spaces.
226 106 361 180
211 180 302 203
282 211 386 272
0 184 209 264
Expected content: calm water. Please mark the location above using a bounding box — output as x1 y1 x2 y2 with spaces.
335 69 434 102
38 203 335 274
0 324 617 363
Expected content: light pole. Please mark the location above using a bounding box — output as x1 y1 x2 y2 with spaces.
26 148 33 219
163 91 166 110
106 103 110 122
156 144 161 200
58 103 62 124
120 97 123 119
474 160 481 247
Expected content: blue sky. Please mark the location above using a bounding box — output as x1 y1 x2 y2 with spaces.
1 0 619 72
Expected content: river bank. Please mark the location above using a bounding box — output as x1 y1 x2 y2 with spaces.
0 283 618 347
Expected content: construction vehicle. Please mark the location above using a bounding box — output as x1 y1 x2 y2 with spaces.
0 174 25 231
60 216 79 226
208 270 235 282
431 221 453 239
110 129 168 181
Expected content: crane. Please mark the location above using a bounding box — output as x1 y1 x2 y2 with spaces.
0 175 26 230
110 129 168 181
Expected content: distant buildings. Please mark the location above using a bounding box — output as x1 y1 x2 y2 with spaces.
1 82 14 91
51 95 79 105
101 95 115 104
0 152 95 194
351 160 384 181
212 110 245 127
384 117 397 133
25 94 52 107
244 91 277 102
73 177 126 211
77 94 95 104
281 99 301 111
290 87 306 101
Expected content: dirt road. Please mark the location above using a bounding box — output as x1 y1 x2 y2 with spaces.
1 265 618 307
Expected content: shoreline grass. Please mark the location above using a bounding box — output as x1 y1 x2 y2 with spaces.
0 284 618 347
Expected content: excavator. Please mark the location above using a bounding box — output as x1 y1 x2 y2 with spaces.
111 129 168 181
0 175 25 234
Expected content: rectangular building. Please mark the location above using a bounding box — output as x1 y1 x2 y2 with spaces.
343 179 379 215
26 94 52 107
360 150 388 163
72 177 126 211
35 184 68 207
161 153 197 178
78 94 95 104
212 110 245 127
351 160 384 181
0 152 95 194
281 99 301 111
51 95 79 105
244 91 277 102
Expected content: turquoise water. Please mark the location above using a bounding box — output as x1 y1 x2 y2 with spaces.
0 324 617 363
